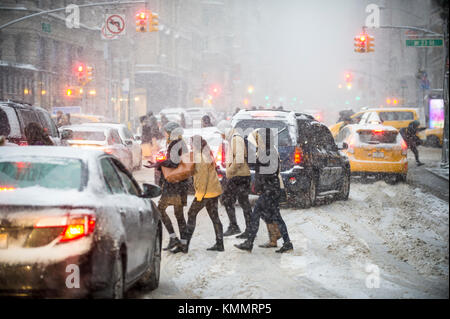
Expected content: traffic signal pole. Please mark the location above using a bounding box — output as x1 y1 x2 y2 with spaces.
0 1 146 30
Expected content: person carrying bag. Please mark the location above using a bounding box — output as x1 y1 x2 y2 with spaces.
171 135 224 253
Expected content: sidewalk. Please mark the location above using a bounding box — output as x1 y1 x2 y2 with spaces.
425 165 449 181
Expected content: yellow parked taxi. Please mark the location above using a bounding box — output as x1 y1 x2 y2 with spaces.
358 107 422 130
329 111 365 138
335 124 408 184
418 127 443 147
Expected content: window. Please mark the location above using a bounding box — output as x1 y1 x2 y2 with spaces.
0 106 20 137
109 129 122 145
234 120 294 146
17 109 40 133
0 157 84 190
111 159 141 197
320 127 338 151
37 111 58 137
69 130 105 141
358 131 398 144
100 158 125 194
336 127 351 143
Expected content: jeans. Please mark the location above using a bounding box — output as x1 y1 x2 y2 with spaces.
248 190 290 244
185 196 223 244
222 176 252 230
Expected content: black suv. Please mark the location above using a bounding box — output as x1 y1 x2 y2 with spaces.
219 109 350 208
0 100 60 145
294 113 351 207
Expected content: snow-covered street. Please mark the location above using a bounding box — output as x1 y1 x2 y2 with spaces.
130 168 449 299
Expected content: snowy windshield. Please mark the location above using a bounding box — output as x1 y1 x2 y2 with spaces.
358 131 398 144
0 157 85 191
234 120 294 147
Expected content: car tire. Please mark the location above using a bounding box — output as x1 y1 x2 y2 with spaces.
426 135 441 148
138 229 161 291
109 253 125 299
337 171 350 200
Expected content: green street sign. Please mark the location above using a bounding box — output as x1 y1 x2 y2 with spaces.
406 38 443 47
42 22 51 33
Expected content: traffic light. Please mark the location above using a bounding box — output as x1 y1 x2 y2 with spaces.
75 63 86 85
210 85 221 97
345 72 353 83
366 35 375 52
136 11 148 32
149 12 159 32
86 66 93 83
247 85 254 94
354 34 367 53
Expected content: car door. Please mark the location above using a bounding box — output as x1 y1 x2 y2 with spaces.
112 161 156 272
307 124 329 189
99 157 142 277
322 127 344 188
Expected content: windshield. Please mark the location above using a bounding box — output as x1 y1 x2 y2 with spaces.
0 157 84 191
234 119 294 146
358 131 398 144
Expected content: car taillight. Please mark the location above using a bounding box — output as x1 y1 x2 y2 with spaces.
294 147 303 164
401 139 408 155
348 137 356 154
34 212 96 243
216 143 225 166
19 140 28 146
373 129 383 134
0 186 15 192
155 151 167 162
104 149 113 154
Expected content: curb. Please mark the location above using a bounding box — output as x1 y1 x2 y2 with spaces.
425 168 449 182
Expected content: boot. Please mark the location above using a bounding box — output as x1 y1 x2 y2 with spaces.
416 161 425 166
170 243 188 254
236 230 249 239
234 240 253 252
258 223 280 248
275 241 293 253
163 237 180 251
207 240 224 252
223 224 241 237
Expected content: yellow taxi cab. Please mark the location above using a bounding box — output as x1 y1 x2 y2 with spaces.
329 111 365 138
358 107 422 130
418 127 443 147
335 123 408 183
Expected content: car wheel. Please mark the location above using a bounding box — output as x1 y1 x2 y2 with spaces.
138 229 161 291
426 135 441 148
110 253 125 299
337 171 350 200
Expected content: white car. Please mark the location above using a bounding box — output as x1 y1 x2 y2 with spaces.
60 125 133 172
83 123 142 170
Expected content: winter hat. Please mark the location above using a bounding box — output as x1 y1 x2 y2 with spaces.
164 121 181 134
217 120 232 137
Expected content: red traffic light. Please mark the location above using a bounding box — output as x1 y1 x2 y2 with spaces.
210 85 221 97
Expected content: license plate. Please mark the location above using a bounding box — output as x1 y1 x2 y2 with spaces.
373 152 384 158
0 233 7 249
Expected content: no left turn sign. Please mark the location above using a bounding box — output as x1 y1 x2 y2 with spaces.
106 14 126 35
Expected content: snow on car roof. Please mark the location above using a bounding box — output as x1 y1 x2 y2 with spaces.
61 125 112 132
366 107 418 112
0 146 105 162
349 123 398 132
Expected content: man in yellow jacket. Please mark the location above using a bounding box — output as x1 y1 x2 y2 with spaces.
217 121 253 238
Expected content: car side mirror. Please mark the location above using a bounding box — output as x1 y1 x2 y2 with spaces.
141 183 161 198
337 142 348 150
60 130 72 140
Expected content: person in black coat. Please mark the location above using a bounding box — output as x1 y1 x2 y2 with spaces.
234 128 293 253
399 120 425 166
147 122 189 250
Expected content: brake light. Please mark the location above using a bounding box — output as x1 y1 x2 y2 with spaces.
104 149 113 154
18 140 28 146
216 143 226 166
401 138 408 155
155 151 167 162
0 186 15 192
348 137 356 154
35 213 96 243
373 129 383 134
294 147 303 164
